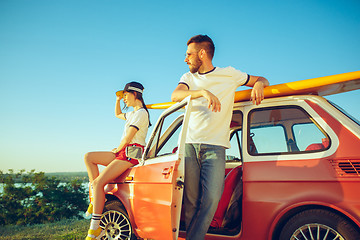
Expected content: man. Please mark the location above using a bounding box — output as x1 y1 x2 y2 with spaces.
171 34 269 240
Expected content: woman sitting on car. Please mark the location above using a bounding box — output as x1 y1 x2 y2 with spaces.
83 81 150 240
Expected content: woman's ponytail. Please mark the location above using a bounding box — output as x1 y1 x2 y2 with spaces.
141 98 152 127
135 92 151 127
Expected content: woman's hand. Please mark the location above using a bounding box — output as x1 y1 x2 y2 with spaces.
116 90 124 99
116 93 123 101
115 95 126 120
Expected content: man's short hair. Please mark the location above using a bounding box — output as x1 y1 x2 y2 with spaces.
187 34 215 59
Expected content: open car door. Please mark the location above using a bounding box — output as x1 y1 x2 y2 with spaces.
129 96 192 240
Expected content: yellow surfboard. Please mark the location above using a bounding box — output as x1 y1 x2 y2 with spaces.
146 71 360 109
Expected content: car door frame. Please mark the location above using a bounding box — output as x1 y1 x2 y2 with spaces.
129 96 192 240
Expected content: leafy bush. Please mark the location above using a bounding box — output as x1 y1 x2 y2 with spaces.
0 169 88 225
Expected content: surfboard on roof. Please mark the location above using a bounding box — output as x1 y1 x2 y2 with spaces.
146 71 360 110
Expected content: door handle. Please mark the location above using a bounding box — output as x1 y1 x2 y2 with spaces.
162 166 173 178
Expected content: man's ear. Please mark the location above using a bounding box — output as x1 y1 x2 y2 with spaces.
198 49 206 59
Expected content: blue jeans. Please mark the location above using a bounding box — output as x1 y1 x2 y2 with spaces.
184 143 226 240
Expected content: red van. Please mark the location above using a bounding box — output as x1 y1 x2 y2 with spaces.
93 92 360 240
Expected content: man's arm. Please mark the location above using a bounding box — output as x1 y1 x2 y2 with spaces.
171 83 221 112
246 75 269 105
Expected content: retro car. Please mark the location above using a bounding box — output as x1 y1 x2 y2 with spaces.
93 74 360 240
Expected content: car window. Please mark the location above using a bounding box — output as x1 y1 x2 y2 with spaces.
227 110 243 162
228 130 242 162
248 106 329 155
145 111 184 159
250 125 288 154
293 123 328 151
156 120 182 156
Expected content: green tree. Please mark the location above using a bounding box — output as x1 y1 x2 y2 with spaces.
0 170 88 225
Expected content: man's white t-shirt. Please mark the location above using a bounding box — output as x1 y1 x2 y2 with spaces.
122 108 149 146
179 66 249 148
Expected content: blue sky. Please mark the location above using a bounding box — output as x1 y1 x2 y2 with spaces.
0 0 359 172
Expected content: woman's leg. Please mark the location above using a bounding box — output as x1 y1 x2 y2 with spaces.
84 151 116 182
86 159 133 239
92 159 133 214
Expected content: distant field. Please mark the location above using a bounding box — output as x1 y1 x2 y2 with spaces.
0 218 89 240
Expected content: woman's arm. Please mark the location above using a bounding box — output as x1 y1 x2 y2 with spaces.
115 96 126 120
113 126 138 153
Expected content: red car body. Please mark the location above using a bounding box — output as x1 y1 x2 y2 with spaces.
94 94 360 240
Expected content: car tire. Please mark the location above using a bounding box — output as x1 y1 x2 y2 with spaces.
279 209 360 240
100 200 136 240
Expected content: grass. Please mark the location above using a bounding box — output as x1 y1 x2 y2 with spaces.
0 218 89 240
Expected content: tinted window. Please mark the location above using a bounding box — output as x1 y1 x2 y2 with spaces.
293 123 328 151
250 125 288 154
248 106 329 155
156 121 182 156
145 111 183 159
227 111 243 162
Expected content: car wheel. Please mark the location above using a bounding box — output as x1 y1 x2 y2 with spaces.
279 209 360 240
100 200 136 240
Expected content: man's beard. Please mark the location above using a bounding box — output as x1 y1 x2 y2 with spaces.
189 58 202 73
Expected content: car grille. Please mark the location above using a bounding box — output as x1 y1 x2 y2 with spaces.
330 159 360 177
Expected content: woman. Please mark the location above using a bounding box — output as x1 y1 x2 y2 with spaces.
84 81 150 240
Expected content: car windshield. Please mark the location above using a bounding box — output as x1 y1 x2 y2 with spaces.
328 100 360 126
